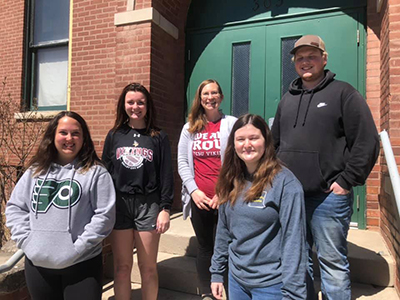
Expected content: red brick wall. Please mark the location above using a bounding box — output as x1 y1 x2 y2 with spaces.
373 0 400 293
150 0 191 208
70 0 124 154
0 1 25 104
366 0 383 228
70 0 191 209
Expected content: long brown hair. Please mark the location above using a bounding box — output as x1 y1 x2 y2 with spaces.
216 114 281 205
29 111 101 176
112 83 159 136
188 79 223 134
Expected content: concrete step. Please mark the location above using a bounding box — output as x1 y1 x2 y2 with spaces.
313 278 399 300
102 276 399 299
161 213 396 288
350 282 398 300
159 212 197 257
312 229 396 287
131 251 200 295
102 281 200 300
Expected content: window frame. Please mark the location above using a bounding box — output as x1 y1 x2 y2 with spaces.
23 0 70 111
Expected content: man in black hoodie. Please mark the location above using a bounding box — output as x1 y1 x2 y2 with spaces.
271 35 379 300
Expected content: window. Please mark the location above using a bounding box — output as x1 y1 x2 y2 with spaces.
231 42 250 117
24 0 70 111
281 37 299 96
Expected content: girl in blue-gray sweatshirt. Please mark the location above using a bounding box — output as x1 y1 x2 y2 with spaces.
210 114 307 300
6 111 116 300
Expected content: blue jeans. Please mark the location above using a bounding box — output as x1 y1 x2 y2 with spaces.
305 192 353 300
228 272 283 300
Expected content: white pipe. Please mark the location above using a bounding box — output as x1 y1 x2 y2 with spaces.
0 249 24 273
380 130 400 217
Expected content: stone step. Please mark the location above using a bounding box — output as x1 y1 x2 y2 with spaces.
112 258 399 300
102 281 399 300
160 213 396 288
131 251 200 295
314 279 399 300
159 212 197 257
102 281 201 300
350 283 398 300
312 229 395 287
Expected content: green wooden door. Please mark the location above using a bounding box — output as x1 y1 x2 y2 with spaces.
186 25 267 117
186 9 366 228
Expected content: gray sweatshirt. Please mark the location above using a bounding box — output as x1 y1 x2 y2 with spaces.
210 168 307 299
6 162 116 269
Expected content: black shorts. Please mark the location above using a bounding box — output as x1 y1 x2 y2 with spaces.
114 192 160 231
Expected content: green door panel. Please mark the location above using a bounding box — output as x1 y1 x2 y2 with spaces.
187 26 266 116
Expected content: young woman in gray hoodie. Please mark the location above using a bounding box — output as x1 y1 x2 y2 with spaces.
210 114 307 300
6 111 116 300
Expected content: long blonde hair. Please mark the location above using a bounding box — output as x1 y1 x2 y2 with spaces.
216 114 281 205
188 79 223 134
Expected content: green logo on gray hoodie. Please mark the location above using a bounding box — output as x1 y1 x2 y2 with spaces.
32 179 82 213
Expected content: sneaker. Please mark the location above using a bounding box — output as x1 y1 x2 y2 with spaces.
201 295 215 300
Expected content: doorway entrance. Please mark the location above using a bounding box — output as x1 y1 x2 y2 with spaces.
185 6 366 228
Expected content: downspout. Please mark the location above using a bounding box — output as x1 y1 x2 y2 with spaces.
380 130 400 217
67 0 73 111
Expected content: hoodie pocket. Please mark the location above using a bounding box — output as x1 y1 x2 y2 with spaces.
22 230 80 269
278 150 328 194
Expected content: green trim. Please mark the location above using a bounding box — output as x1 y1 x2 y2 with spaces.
36 105 67 111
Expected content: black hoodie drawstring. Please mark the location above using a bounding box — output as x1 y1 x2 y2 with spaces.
302 90 315 126
293 90 315 128
293 90 305 128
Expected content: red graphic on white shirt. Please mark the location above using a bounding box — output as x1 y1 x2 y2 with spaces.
193 120 221 199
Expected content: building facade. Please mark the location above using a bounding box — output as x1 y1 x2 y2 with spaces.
1 0 400 293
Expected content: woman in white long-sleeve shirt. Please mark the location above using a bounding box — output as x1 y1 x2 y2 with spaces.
177 79 236 299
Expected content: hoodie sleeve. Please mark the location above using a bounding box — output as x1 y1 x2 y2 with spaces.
210 204 230 283
5 170 33 249
73 167 116 254
159 132 174 209
279 175 307 300
177 124 198 194
336 89 380 190
272 104 282 150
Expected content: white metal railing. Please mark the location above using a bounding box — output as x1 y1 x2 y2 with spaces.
0 249 24 273
380 130 400 217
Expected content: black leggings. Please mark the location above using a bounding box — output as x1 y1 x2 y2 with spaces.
24 254 103 300
190 200 218 295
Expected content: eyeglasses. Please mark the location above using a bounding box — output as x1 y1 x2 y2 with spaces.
201 91 220 99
